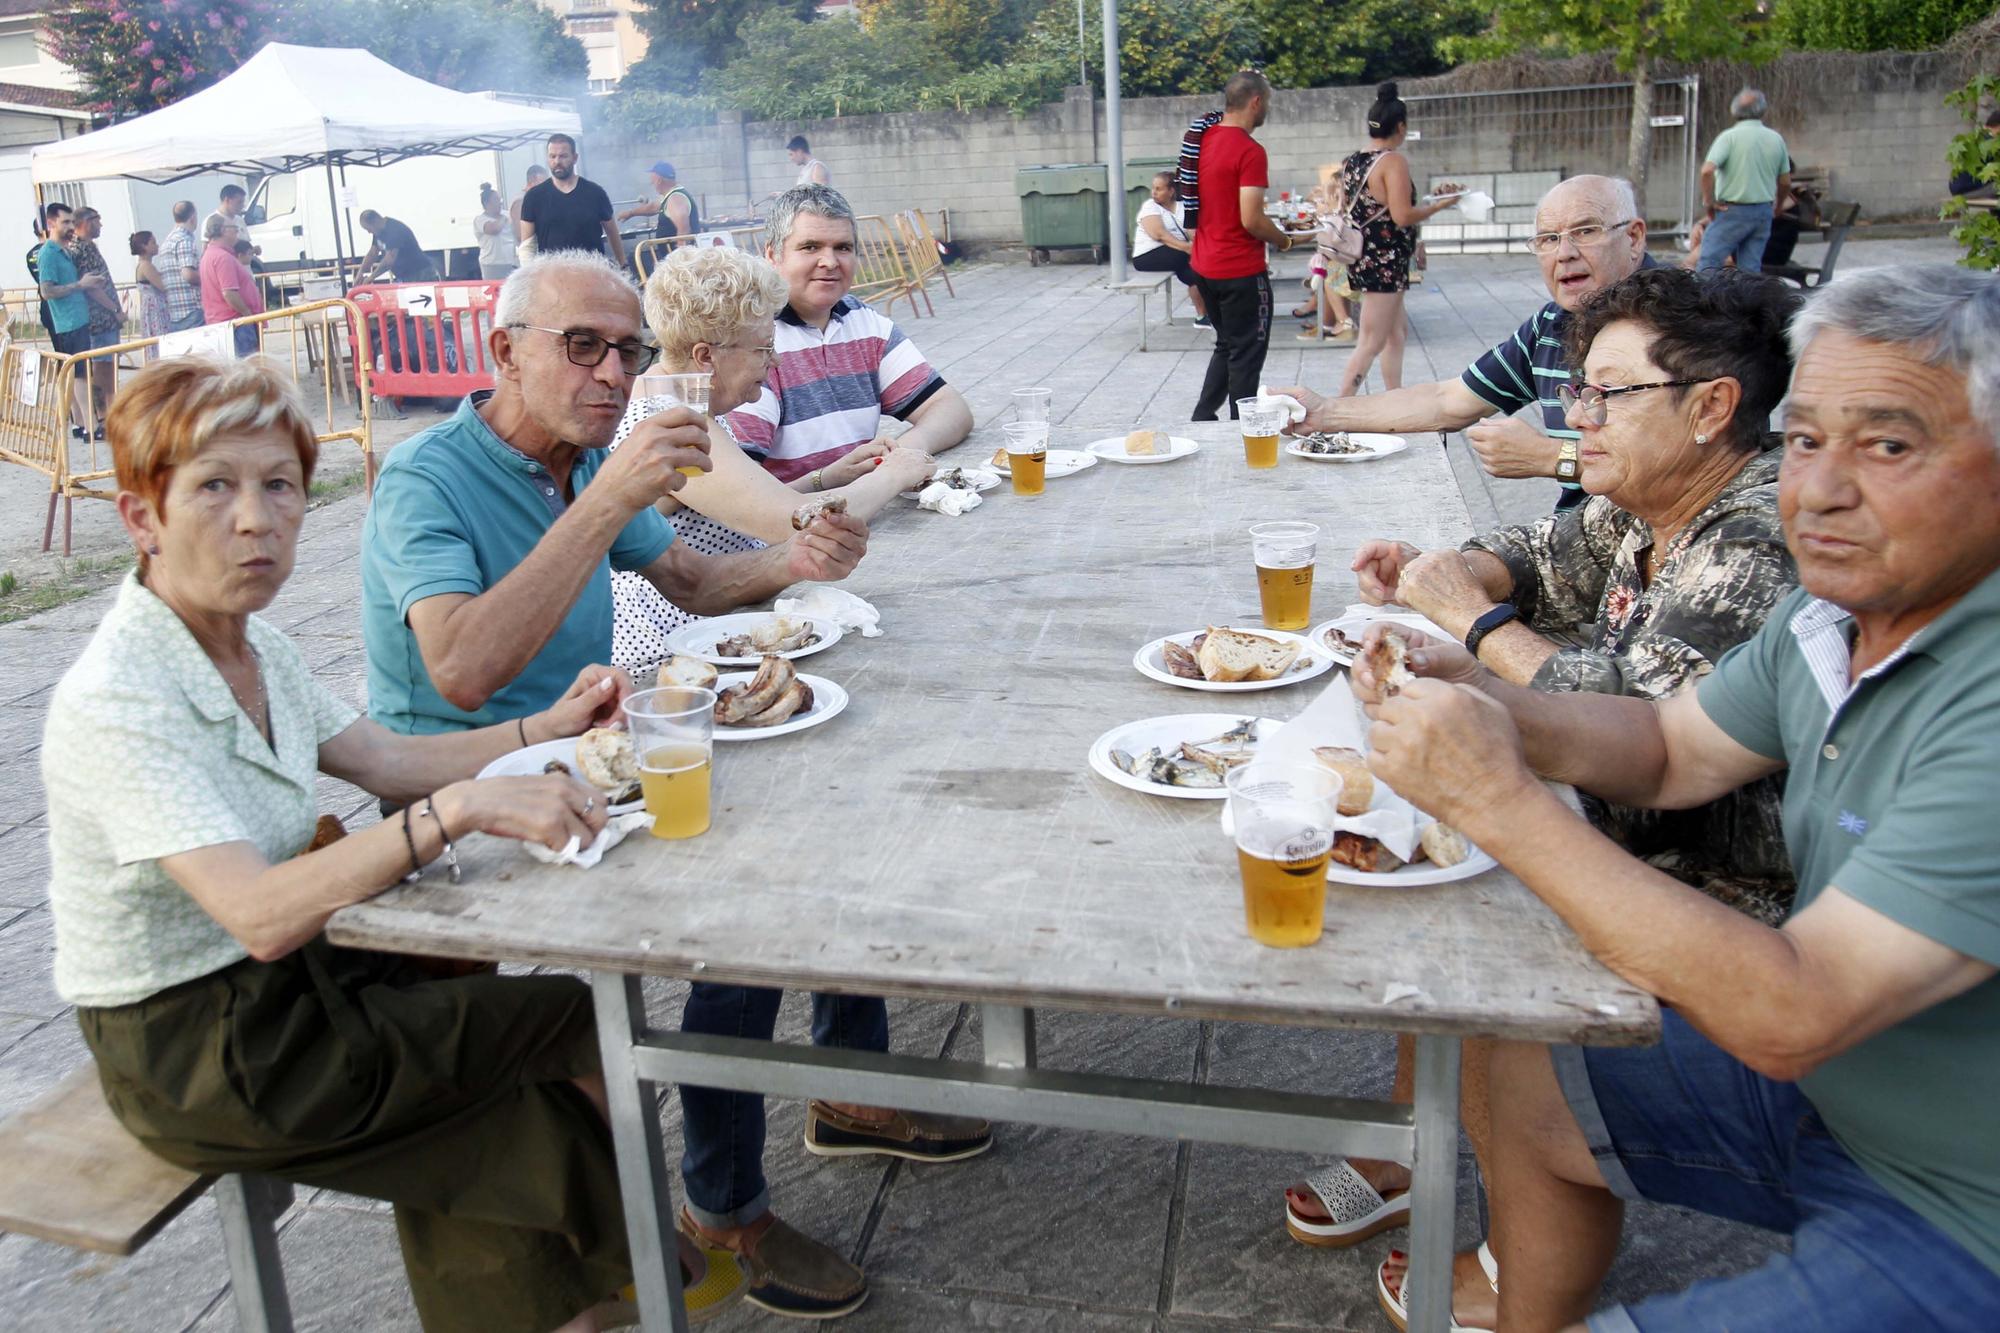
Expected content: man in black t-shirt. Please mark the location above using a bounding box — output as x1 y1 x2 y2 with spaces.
356 210 441 284
517 132 623 265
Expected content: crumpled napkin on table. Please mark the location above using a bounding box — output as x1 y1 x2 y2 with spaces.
775 585 884 638
1256 674 1425 862
523 810 653 867
1255 385 1310 425
914 480 984 517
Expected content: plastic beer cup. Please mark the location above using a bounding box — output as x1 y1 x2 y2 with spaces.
1249 521 1318 631
1226 763 1340 948
622 686 716 839
1003 422 1048 496
634 372 712 476
1235 397 1284 469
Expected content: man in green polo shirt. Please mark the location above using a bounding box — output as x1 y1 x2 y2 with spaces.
1356 263 2000 1331
1699 87 1792 273
361 249 869 734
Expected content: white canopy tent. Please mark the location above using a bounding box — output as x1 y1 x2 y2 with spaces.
29 42 581 279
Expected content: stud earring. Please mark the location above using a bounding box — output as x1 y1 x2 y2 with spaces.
147 545 160 556
1695 433 1709 445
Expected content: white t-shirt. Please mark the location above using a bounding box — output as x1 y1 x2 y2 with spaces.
473 210 517 270
1132 198 1187 258
796 158 830 186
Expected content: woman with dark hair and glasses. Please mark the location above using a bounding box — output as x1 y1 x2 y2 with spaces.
1280 267 1806 1326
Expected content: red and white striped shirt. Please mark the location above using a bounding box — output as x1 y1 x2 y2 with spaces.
723 296 945 483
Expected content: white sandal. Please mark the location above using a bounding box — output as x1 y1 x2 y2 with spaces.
1375 1239 1499 1333
1283 1159 1411 1248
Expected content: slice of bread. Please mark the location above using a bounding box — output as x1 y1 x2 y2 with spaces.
1196 627 1303 682
575 727 639 791
656 653 719 691
1312 746 1375 816
1419 821 1471 868
991 445 1009 468
1124 428 1159 456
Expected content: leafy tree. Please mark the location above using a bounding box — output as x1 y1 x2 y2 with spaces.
44 0 276 120
1442 0 1778 218
628 0 818 89
856 0 1038 70
1770 0 1993 52
1247 0 1484 88
1941 74 2000 270
1017 0 1260 100
46 0 585 121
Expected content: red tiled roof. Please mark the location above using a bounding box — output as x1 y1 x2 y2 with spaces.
0 80 90 112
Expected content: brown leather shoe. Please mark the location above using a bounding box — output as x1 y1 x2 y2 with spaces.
804 1100 994 1163
679 1209 866 1321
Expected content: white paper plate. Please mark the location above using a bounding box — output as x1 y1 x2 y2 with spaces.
1219 800 1497 886
1312 610 1454 665
712 671 847 741
988 448 1097 480
477 737 645 816
1083 435 1200 466
663 613 843 667
900 468 1002 501
1132 628 1336 693
1284 433 1409 463
1088 714 1278 801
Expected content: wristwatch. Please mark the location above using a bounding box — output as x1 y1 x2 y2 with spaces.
1554 439 1581 484
1464 603 1521 659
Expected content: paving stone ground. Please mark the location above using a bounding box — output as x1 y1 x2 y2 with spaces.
0 236 1959 1330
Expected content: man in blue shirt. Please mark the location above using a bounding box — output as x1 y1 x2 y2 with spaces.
34 201 109 433
362 250 869 735
1272 175 1651 511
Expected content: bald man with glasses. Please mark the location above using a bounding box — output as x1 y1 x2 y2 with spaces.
360 250 870 736
1272 174 1656 511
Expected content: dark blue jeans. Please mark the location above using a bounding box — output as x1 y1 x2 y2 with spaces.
677 982 889 1228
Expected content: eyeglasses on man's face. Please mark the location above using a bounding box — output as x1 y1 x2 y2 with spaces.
1557 379 1702 427
509 325 659 376
1528 219 1636 255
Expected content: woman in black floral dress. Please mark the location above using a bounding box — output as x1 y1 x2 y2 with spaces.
1337 83 1462 396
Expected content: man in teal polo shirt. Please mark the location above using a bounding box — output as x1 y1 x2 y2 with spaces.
1699 87 1792 273
1356 263 2000 1331
362 250 868 735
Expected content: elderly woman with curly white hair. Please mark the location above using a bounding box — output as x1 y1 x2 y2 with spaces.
607 244 933 669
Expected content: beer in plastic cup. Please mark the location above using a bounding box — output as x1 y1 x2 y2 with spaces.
1236 398 1284 469
1003 422 1048 496
1226 764 1340 947
634 372 712 477
622 686 716 839
1249 521 1318 631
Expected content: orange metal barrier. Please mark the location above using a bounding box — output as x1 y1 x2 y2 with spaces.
0 299 374 554
346 280 501 405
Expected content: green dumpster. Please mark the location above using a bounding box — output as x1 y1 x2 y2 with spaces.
1016 163 1110 265
1017 158 1181 264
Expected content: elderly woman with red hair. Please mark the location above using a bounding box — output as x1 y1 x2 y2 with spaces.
39 358 743 1331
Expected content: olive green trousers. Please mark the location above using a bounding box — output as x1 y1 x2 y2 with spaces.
78 939 633 1333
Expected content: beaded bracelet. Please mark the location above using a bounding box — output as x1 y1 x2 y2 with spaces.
418 797 461 884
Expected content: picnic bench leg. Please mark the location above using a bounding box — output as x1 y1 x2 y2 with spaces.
1405 1035 1463 1333
592 971 690 1333
214 1173 295 1333
980 1004 1037 1069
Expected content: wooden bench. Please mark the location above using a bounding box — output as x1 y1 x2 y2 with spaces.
0 1065 297 1331
1108 273 1176 351
1769 199 1860 289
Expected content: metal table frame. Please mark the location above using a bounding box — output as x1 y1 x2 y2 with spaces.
592 976 1464 1333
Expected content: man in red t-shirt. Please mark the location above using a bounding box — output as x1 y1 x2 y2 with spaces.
1190 69 1300 420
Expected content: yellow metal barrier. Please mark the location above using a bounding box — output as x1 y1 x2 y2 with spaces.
894 209 954 307
852 215 926 320
2 299 375 554
632 225 770 282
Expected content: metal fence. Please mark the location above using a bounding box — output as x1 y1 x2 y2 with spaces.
0 298 374 555
1405 77 1702 253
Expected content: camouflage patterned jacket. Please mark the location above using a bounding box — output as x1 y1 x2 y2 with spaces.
1464 449 1798 924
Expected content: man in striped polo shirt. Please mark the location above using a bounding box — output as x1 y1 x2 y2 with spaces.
1273 175 1652 511
726 185 972 489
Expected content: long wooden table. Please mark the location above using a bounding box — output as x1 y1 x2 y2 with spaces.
329 418 1657 1331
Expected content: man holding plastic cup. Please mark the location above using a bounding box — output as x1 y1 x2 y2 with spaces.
360 250 869 739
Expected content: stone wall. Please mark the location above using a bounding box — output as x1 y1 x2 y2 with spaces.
584 48 1978 249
